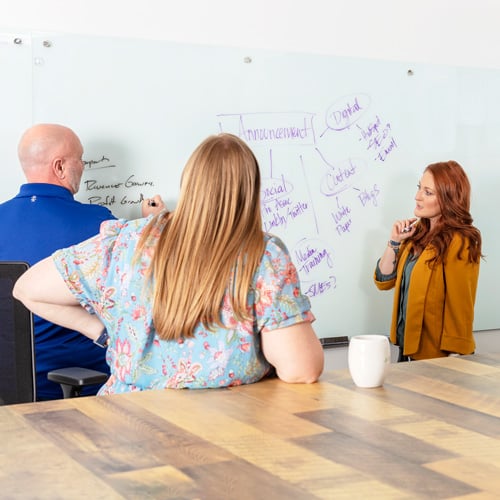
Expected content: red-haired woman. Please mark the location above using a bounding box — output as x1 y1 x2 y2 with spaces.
374 160 483 361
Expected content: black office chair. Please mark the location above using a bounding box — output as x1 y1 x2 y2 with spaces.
0 261 108 404
0 261 36 404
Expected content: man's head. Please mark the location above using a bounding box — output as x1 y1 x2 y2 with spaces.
18 124 85 194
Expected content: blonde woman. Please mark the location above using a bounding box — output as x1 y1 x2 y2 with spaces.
14 133 324 394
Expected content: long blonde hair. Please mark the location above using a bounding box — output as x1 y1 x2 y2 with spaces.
137 133 265 340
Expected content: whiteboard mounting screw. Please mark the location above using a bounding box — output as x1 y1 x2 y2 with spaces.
243 56 252 64
13 37 22 45
43 40 52 48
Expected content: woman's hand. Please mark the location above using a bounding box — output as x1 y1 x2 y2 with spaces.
378 217 418 275
141 195 167 217
389 218 419 242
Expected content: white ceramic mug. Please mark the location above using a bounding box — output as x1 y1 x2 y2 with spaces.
348 335 390 388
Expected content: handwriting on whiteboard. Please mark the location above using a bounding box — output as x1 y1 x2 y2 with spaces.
79 93 397 299
82 158 156 207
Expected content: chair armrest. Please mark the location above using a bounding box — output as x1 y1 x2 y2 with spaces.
47 367 109 398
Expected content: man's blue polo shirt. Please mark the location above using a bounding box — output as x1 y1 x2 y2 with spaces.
0 183 116 399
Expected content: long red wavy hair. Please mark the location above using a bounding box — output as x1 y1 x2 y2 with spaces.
409 160 482 264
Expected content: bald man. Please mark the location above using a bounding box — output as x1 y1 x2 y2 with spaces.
0 124 166 400
0 124 115 399
1 124 165 400
1 124 165 399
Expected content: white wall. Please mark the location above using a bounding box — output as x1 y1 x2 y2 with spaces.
2 0 500 69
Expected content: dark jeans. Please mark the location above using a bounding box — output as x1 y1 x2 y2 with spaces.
397 345 412 362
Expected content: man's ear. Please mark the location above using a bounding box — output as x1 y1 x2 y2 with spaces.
53 158 65 179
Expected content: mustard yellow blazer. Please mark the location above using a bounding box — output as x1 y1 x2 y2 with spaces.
374 233 479 359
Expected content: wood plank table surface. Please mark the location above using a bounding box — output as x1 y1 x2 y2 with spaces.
1 353 499 499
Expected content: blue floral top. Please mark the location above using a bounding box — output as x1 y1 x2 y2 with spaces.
53 217 314 394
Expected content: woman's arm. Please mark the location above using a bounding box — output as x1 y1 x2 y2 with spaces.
13 256 105 341
377 218 416 275
440 237 479 354
261 321 324 383
378 244 400 276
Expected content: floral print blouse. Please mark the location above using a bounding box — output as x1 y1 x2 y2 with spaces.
53 217 314 394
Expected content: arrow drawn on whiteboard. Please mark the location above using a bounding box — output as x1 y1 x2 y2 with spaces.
314 147 334 168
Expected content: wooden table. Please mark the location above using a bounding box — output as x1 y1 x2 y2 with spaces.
1 353 499 499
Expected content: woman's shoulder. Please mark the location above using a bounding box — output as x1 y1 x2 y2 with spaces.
263 232 290 254
445 231 475 258
449 230 470 246
99 217 152 237
259 234 296 275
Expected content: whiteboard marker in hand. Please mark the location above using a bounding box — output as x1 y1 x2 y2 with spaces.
401 219 419 233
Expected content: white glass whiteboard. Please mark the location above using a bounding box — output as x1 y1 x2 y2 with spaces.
2 32 499 335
